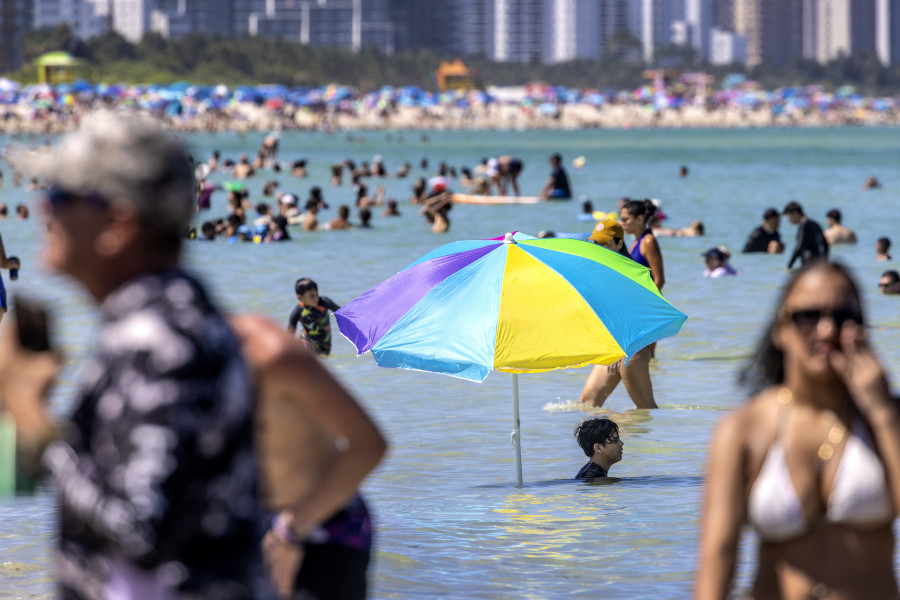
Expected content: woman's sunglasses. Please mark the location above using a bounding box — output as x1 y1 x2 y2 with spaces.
786 307 863 331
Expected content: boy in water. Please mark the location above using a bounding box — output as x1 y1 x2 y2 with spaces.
573 416 624 479
288 278 341 356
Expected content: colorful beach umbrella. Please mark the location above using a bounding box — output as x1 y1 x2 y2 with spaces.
335 232 687 484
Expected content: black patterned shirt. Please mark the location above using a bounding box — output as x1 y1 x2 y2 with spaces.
44 269 264 599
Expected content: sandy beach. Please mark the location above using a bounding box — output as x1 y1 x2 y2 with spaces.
0 97 897 137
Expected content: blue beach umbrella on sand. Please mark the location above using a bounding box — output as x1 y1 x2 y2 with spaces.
539 102 558 115
0 78 21 93
336 232 687 485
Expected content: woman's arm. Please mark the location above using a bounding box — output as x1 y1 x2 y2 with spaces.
0 233 18 270
232 315 387 534
0 318 61 473
642 234 666 291
696 412 747 600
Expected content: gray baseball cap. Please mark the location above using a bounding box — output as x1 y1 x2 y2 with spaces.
12 110 194 234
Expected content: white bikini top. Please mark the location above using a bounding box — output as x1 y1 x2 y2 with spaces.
748 419 894 542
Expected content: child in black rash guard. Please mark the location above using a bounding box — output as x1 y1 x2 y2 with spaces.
287 278 341 356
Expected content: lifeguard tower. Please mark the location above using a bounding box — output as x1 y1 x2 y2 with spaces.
435 59 472 92
36 51 84 85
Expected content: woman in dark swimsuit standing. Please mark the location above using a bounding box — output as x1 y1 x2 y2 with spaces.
579 215 656 408
620 198 665 291
621 198 666 359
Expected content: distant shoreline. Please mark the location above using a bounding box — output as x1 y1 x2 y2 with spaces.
0 102 897 137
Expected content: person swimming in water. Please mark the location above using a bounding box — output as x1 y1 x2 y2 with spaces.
823 208 857 245
573 416 623 479
486 156 523 196
863 175 882 190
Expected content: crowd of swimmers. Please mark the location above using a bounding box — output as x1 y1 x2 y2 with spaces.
0 120 900 599
1 132 888 290
173 136 576 240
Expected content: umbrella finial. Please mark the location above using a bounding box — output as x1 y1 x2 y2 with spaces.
503 232 516 244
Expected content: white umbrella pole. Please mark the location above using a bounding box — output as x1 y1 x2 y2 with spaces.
511 373 523 486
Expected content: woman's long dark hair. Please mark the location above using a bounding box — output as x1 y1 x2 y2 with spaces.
621 198 657 225
738 261 864 395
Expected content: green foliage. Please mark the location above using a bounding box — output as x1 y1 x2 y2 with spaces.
747 53 896 95
187 63 254 86
87 60 173 85
87 31 139 63
7 29 900 94
22 24 88 62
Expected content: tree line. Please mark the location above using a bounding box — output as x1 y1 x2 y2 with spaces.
7 24 900 95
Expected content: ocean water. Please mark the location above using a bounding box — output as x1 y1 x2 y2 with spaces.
0 126 899 598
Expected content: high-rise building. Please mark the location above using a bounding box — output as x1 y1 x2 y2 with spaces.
713 0 732 30
246 0 309 43
813 0 876 62
876 0 900 65
12 0 899 69
683 0 713 56
600 0 634 50
0 0 31 72
233 0 264 36
32 0 108 39
547 0 600 62
850 0 877 56
244 0 403 54
639 0 675 61
733 0 802 67
453 0 494 57
709 25 746 63
388 0 497 58
801 0 817 59
112 0 153 42
151 0 233 39
493 0 544 62
34 0 78 30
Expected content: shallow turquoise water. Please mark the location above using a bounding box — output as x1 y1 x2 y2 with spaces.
0 126 899 598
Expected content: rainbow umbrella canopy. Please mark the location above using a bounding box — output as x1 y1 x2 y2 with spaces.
335 232 687 484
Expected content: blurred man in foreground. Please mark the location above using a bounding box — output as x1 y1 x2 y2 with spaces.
1 112 264 599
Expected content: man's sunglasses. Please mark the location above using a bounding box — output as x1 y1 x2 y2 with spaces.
46 188 108 212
